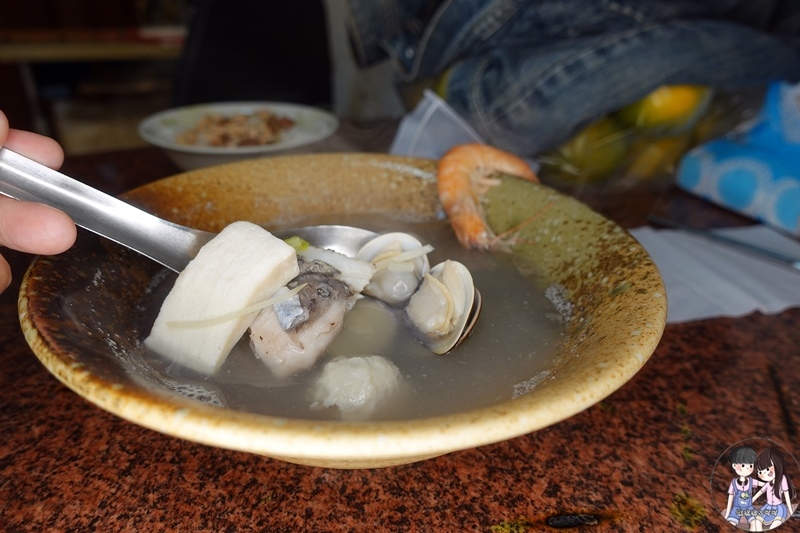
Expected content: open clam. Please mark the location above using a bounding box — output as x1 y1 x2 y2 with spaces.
355 232 481 355
405 259 481 355
355 232 431 306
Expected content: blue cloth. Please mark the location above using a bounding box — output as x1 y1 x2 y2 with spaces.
344 0 800 155
677 81 800 235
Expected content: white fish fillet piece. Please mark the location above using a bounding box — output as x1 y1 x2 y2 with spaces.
249 289 348 379
145 221 299 374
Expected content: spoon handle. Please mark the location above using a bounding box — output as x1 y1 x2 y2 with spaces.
0 147 213 272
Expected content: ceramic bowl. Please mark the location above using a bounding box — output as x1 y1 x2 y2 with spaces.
137 101 339 171
18 153 665 469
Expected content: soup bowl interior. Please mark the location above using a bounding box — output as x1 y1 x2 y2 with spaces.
19 153 665 468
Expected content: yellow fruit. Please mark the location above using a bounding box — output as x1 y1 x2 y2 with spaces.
617 85 712 135
623 135 691 181
544 117 630 184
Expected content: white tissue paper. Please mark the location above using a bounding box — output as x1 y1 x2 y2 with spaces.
630 225 800 323
389 90 484 159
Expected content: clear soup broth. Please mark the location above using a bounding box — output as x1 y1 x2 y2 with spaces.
139 217 566 421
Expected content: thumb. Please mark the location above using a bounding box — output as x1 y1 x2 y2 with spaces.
0 197 76 254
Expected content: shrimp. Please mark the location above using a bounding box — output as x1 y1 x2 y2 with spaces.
437 143 538 250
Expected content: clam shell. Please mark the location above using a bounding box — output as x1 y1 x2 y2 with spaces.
406 260 477 355
356 232 431 305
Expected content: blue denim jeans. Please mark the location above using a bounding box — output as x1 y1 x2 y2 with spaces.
344 0 800 155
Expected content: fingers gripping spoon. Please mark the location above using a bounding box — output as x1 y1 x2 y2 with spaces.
0 148 377 272
0 147 215 272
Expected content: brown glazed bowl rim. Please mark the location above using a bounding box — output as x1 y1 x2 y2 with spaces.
19 153 666 468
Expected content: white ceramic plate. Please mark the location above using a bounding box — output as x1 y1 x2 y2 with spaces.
138 102 339 170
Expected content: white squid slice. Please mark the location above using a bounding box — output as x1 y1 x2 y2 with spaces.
145 221 299 375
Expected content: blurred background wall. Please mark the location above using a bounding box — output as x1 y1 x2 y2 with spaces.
0 0 189 154
0 0 402 156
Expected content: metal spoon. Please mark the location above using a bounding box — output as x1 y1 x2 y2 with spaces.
0 147 376 271
0 148 487 353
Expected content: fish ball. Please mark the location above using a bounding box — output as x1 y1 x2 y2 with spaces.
309 355 402 421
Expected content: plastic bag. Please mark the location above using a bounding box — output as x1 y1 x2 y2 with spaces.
389 90 483 160
538 85 763 191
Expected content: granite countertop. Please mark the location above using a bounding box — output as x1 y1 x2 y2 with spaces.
1 124 798 531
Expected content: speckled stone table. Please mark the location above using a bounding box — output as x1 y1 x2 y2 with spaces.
1 124 799 532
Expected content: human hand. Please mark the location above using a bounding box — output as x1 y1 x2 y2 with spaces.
0 111 76 293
